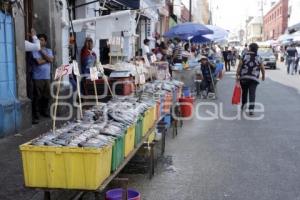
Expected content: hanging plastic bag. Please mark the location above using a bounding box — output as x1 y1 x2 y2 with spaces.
232 82 241 105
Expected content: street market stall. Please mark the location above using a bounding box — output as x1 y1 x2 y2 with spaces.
19 69 184 199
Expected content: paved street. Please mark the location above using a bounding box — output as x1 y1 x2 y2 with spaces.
1 62 300 200
127 62 300 200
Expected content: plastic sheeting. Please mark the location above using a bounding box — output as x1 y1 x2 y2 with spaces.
72 10 137 39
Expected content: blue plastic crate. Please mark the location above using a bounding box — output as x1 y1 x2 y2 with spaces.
0 63 8 82
183 86 191 97
0 100 16 137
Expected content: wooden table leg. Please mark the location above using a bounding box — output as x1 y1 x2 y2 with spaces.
94 192 101 200
44 191 51 200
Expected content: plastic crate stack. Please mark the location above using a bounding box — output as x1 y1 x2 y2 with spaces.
19 98 157 190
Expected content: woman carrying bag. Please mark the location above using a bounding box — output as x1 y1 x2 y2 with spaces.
236 43 266 116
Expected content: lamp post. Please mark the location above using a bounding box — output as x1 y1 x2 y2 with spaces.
189 0 192 22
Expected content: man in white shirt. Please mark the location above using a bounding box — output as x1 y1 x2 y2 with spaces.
25 28 40 52
142 39 150 56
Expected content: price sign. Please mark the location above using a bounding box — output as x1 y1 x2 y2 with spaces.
96 61 104 74
143 55 150 67
54 64 72 80
151 55 157 63
72 60 80 76
139 74 146 84
90 67 99 81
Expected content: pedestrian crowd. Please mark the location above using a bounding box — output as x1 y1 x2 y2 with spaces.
25 28 269 124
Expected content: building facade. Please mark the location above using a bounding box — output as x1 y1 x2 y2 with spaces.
192 0 210 24
263 0 289 40
181 4 190 23
288 0 300 33
0 0 168 137
247 16 263 43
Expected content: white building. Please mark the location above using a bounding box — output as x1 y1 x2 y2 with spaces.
288 0 300 32
192 0 210 24
247 16 263 43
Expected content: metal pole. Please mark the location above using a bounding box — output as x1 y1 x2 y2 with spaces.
261 0 264 40
189 0 192 22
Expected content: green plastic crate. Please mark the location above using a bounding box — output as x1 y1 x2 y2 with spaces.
135 116 143 147
111 134 125 172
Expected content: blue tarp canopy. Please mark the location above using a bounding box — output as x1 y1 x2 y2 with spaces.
190 35 211 44
203 25 229 41
164 22 213 39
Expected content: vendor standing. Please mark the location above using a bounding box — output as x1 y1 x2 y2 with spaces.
182 43 192 62
142 39 151 56
199 56 216 98
81 37 97 74
32 34 54 123
172 38 183 64
222 47 232 71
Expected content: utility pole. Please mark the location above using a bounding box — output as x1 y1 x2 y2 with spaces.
261 0 264 41
189 0 192 22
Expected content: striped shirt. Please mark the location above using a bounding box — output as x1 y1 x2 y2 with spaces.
173 43 183 60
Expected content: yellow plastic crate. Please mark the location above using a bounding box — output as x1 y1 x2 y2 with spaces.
150 105 157 124
150 106 156 128
142 109 150 136
124 124 136 157
19 143 112 190
142 106 156 136
147 130 156 143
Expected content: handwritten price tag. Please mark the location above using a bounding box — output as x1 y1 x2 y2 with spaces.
90 67 99 81
96 61 104 74
151 55 157 63
55 65 72 80
143 55 150 67
72 60 80 76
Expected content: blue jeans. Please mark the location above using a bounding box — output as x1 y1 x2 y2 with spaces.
287 57 296 74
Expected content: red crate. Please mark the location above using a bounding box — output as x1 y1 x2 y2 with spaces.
111 77 135 96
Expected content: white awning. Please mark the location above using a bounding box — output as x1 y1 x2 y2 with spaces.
72 10 137 39
159 7 169 16
139 0 159 21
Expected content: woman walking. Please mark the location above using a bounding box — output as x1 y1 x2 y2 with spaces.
236 43 265 116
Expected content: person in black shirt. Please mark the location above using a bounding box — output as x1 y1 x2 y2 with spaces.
199 56 216 98
236 43 266 116
222 47 231 71
286 44 298 75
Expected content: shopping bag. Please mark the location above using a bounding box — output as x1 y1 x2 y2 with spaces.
231 82 241 105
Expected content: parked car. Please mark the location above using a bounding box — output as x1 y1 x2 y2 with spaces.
258 47 277 69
